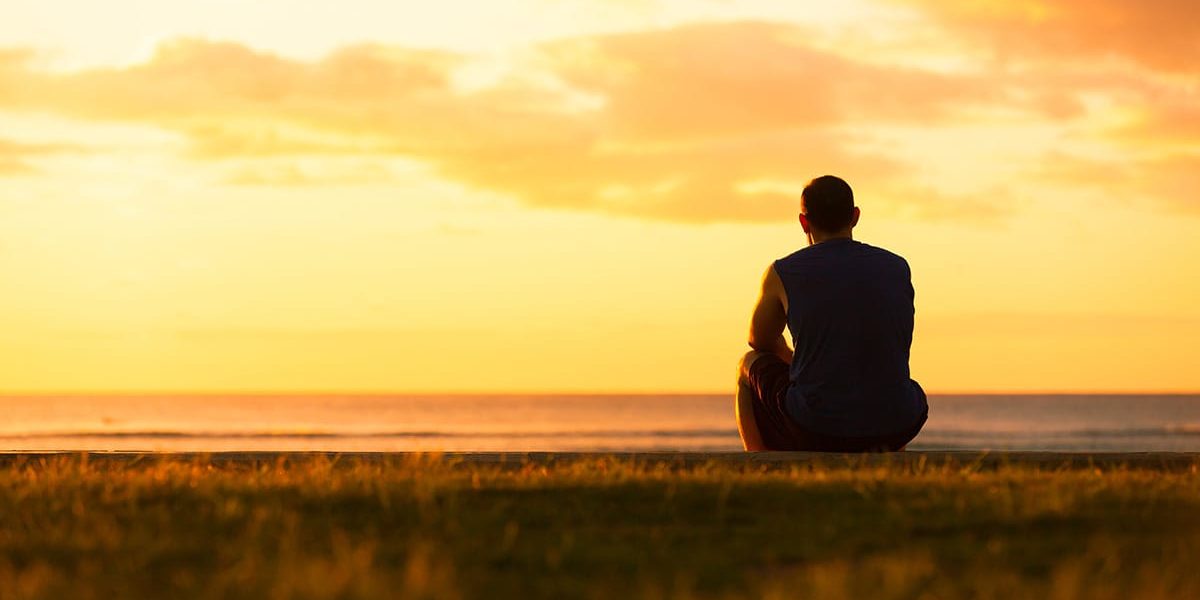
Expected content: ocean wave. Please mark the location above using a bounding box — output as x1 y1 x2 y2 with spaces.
2 425 1199 441
923 426 1200 438
0 428 740 440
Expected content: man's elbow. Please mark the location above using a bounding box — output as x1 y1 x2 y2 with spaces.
747 334 774 353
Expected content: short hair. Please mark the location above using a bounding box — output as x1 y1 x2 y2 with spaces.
801 175 855 232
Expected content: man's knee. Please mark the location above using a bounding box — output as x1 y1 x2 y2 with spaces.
737 350 768 383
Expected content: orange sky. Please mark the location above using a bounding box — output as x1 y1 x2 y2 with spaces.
1 0 1197 393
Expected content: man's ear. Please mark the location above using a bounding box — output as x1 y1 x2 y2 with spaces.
798 213 811 233
849 206 861 228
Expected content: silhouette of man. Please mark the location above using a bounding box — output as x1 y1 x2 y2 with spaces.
736 175 927 451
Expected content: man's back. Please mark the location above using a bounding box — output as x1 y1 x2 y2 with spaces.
774 239 927 437
735 174 926 452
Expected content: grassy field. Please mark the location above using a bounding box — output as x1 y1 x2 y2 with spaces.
1 452 1198 599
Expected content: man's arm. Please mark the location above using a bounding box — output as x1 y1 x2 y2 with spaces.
748 264 793 363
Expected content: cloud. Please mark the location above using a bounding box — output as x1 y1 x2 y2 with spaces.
872 183 1017 223
0 140 35 174
0 24 1085 222
0 48 35 82
1 40 462 129
890 1 1199 142
894 0 1200 74
0 138 78 175
420 22 1013 222
0 160 32 175
1113 93 1200 147
1036 151 1200 213
889 0 1199 216
539 22 998 140
437 129 911 222
224 160 397 187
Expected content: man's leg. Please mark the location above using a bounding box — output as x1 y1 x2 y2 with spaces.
736 351 769 452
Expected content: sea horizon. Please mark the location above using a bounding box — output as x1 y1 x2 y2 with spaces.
5 393 1199 454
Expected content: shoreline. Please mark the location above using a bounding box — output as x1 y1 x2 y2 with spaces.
2 450 1198 470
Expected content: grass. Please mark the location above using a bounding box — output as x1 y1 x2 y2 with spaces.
0 452 1198 599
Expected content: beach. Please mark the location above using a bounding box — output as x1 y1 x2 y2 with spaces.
2 451 1198 599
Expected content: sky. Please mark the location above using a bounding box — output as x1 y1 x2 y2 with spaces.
0 0 1197 393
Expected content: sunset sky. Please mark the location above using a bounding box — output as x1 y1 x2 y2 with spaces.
1 0 1197 393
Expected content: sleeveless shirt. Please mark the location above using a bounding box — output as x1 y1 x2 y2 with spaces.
773 238 928 437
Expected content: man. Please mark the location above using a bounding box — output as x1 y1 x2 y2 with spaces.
736 175 928 452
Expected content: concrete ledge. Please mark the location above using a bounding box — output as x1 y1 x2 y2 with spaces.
1 451 1197 471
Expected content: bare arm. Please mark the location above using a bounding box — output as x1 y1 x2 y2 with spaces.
748 264 793 363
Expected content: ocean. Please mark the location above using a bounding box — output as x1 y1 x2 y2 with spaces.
2 394 1199 453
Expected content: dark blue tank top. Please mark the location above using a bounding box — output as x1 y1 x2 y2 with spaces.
773 239 928 437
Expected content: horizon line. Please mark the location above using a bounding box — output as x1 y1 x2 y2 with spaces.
2 389 1199 397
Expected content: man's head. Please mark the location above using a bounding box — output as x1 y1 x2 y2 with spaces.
799 175 860 238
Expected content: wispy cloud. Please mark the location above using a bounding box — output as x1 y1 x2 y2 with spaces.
0 140 37 175
894 0 1200 73
0 138 79 175
540 22 1000 139
882 0 1198 216
1036 152 1200 214
224 160 398 187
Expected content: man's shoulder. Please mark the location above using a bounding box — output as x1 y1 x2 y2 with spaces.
774 246 810 265
777 240 908 265
857 241 909 266
856 243 912 280
774 242 910 282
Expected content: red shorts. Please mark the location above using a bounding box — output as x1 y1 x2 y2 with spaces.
745 353 926 452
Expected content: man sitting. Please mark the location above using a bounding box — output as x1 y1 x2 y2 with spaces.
736 175 928 452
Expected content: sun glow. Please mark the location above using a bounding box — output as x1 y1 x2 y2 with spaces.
0 0 1197 392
